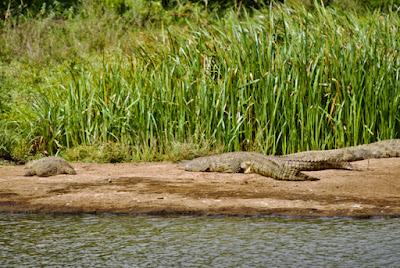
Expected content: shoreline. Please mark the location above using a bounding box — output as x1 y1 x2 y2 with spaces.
1 158 400 218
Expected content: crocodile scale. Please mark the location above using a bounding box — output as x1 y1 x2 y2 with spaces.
184 139 400 181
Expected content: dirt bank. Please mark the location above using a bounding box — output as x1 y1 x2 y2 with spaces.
1 158 399 217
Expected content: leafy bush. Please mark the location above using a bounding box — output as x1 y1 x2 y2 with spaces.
0 0 79 20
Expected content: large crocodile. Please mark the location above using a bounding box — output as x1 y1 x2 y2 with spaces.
24 156 77 177
184 139 400 181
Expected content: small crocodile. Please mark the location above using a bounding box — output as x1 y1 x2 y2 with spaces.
184 139 400 181
24 156 77 177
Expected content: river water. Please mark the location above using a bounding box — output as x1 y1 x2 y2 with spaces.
0 213 399 267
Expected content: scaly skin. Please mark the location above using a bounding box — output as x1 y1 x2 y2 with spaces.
241 157 354 181
184 139 400 181
283 139 400 162
24 156 77 177
183 152 266 173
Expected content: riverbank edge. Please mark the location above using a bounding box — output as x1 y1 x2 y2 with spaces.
1 158 399 218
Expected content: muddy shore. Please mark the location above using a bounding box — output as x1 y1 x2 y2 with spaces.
1 158 399 217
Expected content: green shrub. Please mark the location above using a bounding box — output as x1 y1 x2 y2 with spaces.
0 0 79 21
64 142 132 162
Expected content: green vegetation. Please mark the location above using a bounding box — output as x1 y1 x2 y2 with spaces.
0 0 399 162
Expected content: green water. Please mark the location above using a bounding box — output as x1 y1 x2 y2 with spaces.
0 214 399 267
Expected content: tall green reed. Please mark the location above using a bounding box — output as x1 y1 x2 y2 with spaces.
18 4 400 159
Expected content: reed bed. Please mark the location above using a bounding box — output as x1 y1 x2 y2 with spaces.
1 3 399 161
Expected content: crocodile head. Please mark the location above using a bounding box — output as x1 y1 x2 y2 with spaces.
184 158 212 172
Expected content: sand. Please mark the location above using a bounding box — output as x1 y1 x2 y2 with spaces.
1 158 399 217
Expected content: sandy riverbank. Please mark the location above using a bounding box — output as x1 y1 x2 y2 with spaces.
1 158 399 217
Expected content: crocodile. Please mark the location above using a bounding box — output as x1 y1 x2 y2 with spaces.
184 139 400 181
24 156 77 177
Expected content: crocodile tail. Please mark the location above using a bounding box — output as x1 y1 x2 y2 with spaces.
273 167 320 181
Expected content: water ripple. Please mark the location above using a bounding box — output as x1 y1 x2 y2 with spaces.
0 214 399 267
